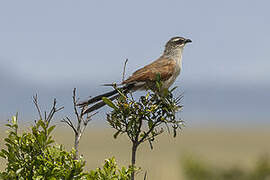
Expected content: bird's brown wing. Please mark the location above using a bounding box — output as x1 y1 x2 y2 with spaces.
122 58 176 84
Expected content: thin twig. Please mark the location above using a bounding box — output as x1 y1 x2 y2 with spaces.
61 117 77 133
33 94 63 124
44 111 47 121
84 111 97 125
144 171 147 180
62 88 97 160
33 94 43 120
138 121 159 145
73 88 81 122
46 99 64 124
122 58 128 82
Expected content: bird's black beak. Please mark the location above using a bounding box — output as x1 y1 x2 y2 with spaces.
185 39 192 44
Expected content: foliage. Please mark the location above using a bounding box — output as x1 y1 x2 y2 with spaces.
87 157 134 180
103 77 184 180
0 115 86 180
182 155 270 180
0 115 134 180
104 80 183 149
0 80 183 180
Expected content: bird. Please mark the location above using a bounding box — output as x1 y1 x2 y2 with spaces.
78 36 192 114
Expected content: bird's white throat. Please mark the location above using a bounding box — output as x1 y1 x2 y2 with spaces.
174 47 183 68
161 47 184 89
164 47 183 69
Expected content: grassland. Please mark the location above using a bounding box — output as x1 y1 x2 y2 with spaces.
1 125 269 179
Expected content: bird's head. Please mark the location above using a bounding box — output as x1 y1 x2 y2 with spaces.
165 36 192 50
163 36 192 57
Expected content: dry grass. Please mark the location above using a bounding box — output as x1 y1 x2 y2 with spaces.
1 125 270 180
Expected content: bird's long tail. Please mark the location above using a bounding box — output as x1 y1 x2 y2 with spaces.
77 84 134 114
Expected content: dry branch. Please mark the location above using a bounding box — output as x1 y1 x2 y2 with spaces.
61 88 96 160
33 94 64 124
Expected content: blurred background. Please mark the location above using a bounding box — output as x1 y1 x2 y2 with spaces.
0 0 269 179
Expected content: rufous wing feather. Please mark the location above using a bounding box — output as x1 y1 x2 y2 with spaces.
122 58 176 84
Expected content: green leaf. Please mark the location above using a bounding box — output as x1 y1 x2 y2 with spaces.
148 120 153 129
113 130 121 139
102 97 118 110
0 151 7 159
4 138 16 145
163 89 169 97
39 120 47 130
170 86 178 92
155 73 161 82
12 115 17 125
46 139 55 146
48 125 56 135
156 81 161 91
16 168 23 175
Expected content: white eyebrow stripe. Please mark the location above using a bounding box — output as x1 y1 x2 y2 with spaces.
172 38 181 42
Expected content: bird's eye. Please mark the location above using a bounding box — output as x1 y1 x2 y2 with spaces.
177 40 184 44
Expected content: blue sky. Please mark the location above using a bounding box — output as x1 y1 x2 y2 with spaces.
0 0 269 126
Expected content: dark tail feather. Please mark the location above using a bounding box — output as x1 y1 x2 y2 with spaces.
83 94 119 114
77 89 118 107
79 83 135 114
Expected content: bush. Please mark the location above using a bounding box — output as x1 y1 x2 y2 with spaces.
0 115 86 179
0 82 180 179
87 157 134 180
0 115 133 180
182 155 270 180
103 79 183 180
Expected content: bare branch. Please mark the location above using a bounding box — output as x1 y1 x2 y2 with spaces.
33 94 63 124
143 128 164 145
62 88 97 160
44 111 47 121
33 94 43 120
46 98 64 124
61 117 77 133
138 121 159 145
122 58 128 82
72 88 81 122
84 111 97 125
144 171 147 180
